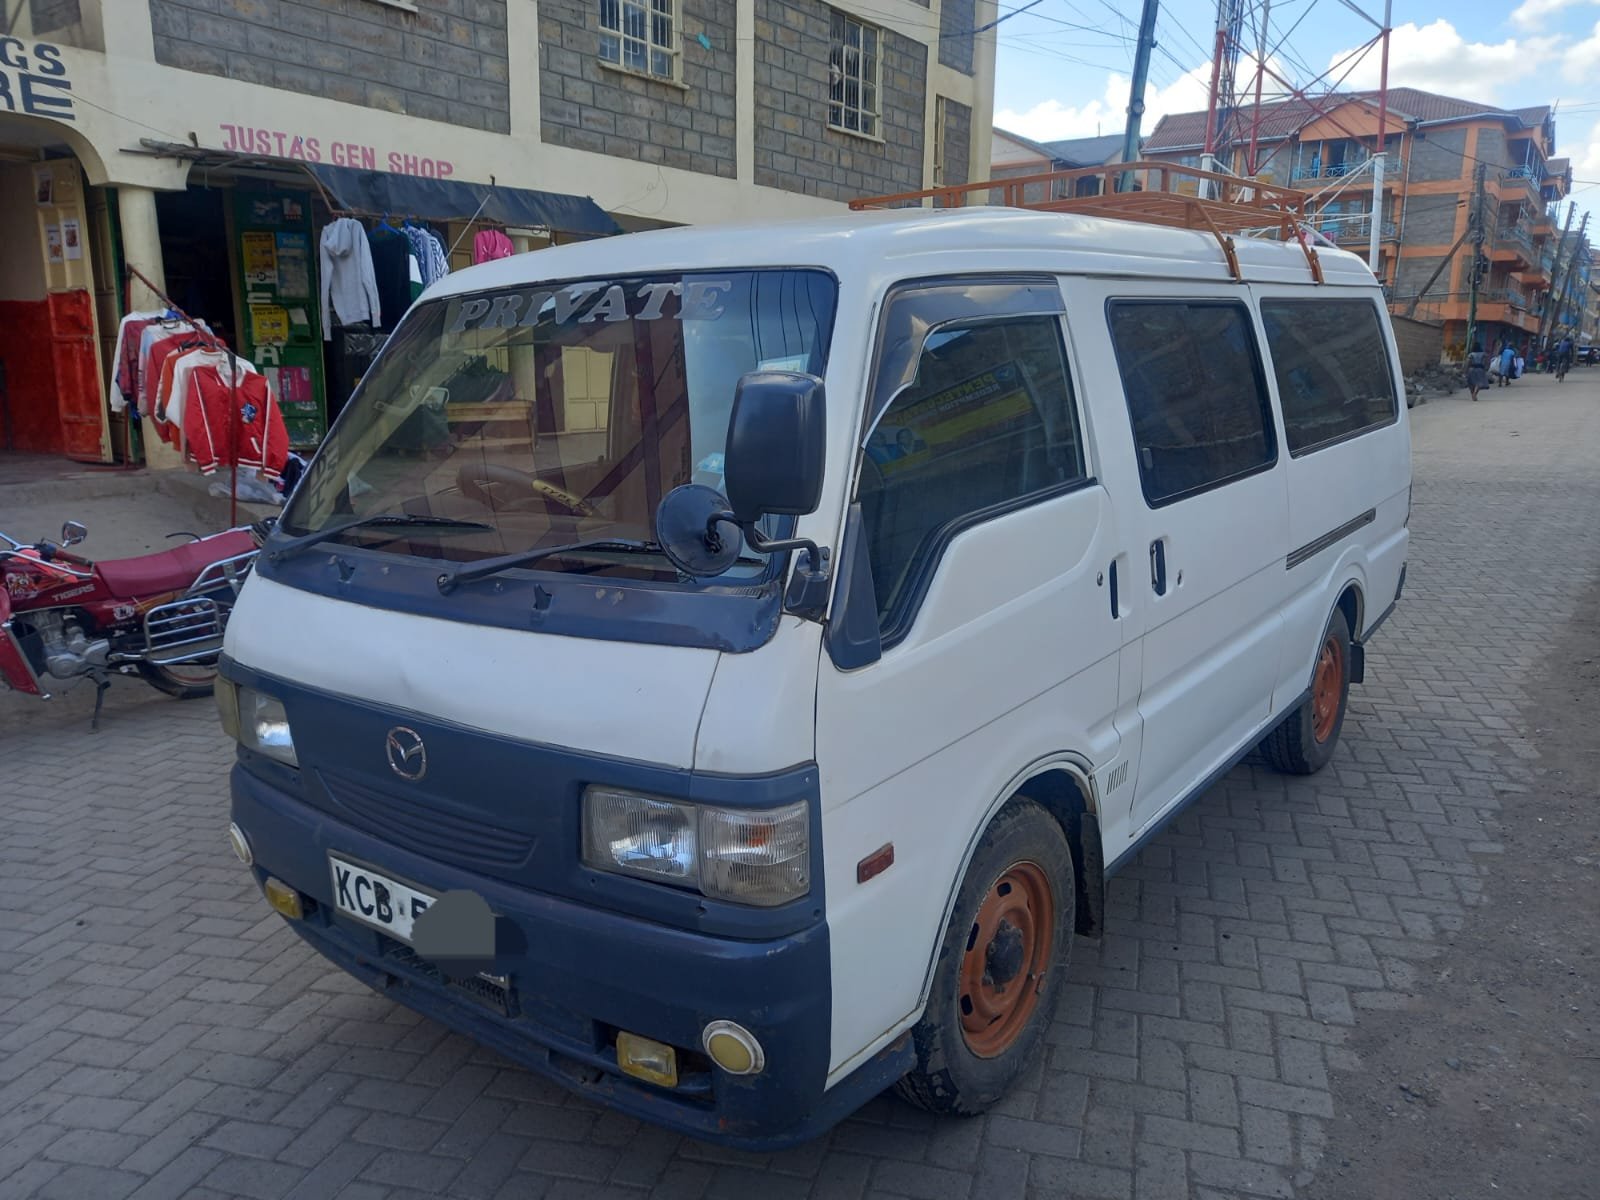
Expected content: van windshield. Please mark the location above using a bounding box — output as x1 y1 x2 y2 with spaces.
280 269 838 582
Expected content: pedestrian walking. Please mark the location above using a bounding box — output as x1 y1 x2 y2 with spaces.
1556 334 1573 382
1499 341 1516 386
1466 340 1489 401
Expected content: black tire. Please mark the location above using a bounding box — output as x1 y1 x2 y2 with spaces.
1260 608 1352 775
895 798 1074 1115
137 661 217 700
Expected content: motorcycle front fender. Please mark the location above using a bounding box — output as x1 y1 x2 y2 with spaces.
0 590 45 697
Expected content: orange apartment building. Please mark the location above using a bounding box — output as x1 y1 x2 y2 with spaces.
1144 88 1574 357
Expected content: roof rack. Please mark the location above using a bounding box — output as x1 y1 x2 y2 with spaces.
850 160 1323 284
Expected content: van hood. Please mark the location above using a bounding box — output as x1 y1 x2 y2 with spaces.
224 575 718 770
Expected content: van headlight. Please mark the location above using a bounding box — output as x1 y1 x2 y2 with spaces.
582 787 809 907
230 685 298 767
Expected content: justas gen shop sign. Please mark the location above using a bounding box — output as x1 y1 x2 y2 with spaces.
0 39 73 122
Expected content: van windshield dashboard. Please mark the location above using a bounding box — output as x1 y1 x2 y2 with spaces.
279 269 838 584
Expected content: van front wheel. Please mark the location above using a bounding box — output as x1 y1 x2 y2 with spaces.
1261 608 1352 775
895 799 1074 1115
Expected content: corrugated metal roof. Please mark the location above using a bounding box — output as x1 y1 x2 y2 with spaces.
1145 88 1551 152
1041 133 1128 165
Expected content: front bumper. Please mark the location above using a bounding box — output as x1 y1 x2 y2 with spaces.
231 763 906 1147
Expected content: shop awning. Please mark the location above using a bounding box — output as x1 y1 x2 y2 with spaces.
303 163 619 238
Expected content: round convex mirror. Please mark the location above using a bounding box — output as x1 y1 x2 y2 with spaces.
655 484 744 577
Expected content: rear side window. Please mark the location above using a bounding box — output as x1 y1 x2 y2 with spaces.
1107 300 1276 506
859 315 1087 642
1259 299 1398 454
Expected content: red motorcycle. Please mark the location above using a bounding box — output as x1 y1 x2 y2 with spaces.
1 519 258 723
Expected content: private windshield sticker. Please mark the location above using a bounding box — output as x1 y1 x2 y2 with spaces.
447 280 734 335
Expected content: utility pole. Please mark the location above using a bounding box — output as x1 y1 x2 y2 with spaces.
1119 0 1160 193
1538 203 1577 347
1466 164 1486 353
1368 0 1393 276
1548 213 1588 343
1404 222 1470 317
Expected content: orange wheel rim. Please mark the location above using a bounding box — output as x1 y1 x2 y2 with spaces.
1312 633 1344 743
959 861 1054 1058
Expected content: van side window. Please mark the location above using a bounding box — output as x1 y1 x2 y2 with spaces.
859 315 1087 642
1259 299 1398 454
1106 300 1276 507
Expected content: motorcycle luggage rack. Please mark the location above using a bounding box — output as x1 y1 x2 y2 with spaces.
187 549 258 599
143 596 226 664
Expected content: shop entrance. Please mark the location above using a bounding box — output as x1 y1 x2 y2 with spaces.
0 119 115 463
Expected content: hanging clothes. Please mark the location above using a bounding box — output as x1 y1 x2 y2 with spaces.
472 228 515 264
109 311 166 414
138 319 212 417
157 348 259 448
185 367 290 478
320 217 381 339
367 225 415 332
403 223 450 289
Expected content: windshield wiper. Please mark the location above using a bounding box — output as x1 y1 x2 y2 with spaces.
437 538 664 593
268 514 494 563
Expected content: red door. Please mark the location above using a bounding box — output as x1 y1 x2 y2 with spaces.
49 289 107 462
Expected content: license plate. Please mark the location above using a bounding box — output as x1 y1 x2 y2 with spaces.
329 856 436 943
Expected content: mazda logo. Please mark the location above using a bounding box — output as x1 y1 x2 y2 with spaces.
385 726 427 782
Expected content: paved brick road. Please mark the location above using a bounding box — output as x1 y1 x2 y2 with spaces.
5 379 1599 1200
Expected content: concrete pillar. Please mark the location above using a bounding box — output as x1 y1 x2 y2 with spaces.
116 185 184 471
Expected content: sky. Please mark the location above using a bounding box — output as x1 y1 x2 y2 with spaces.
991 0 1600 220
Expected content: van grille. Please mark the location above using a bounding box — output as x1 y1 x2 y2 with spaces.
379 940 513 1017
319 769 536 871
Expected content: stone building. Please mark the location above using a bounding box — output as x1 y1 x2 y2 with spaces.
1141 88 1578 357
0 0 995 463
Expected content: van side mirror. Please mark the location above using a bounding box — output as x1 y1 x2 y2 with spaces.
60 521 86 547
724 371 826 524
653 371 833 620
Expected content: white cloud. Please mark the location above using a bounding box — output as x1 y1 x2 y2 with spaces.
995 66 1212 144
1511 0 1595 26
1329 21 1558 102
1562 21 1600 81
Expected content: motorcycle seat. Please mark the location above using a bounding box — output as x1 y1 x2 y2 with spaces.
96 529 257 599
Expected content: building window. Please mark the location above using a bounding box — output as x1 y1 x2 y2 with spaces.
599 0 676 79
829 10 881 138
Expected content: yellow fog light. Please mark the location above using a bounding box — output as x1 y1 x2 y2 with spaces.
215 675 239 739
227 822 253 866
702 1020 765 1076
262 876 303 920
615 1031 678 1088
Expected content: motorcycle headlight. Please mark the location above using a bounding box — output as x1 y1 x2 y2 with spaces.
581 787 810 907
236 687 297 767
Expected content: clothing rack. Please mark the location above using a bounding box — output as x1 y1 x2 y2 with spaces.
124 263 247 526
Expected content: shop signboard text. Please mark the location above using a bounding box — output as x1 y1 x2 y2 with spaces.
219 124 455 179
0 40 72 121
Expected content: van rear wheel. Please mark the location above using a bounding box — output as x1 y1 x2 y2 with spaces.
895 799 1073 1115
1261 608 1352 775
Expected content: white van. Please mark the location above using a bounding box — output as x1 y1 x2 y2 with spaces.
218 203 1409 1147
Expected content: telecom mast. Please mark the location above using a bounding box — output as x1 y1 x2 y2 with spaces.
1200 0 1393 271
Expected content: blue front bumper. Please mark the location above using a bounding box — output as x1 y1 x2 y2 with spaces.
231 764 907 1147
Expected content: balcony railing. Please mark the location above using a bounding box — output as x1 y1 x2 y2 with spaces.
1291 160 1370 182
1495 222 1535 256
1329 217 1397 242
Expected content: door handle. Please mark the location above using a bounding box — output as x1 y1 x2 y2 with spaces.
1150 539 1167 596
1108 560 1119 619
